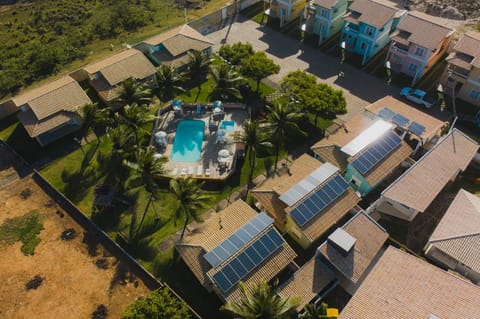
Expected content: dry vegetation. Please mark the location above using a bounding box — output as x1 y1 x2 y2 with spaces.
410 0 480 20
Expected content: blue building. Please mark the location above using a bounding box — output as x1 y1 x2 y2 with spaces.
340 0 405 65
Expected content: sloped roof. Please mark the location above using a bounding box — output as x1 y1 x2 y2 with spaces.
318 212 388 284
453 31 480 69
382 129 478 213
312 0 338 8
344 0 398 29
143 24 213 48
278 257 337 311
394 12 453 50
17 110 79 138
12 76 91 120
365 96 447 141
427 189 480 273
338 247 480 319
83 49 156 86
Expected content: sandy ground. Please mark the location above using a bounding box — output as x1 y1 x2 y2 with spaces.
0 177 150 319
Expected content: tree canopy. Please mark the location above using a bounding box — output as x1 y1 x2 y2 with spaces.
219 42 254 65
241 51 280 92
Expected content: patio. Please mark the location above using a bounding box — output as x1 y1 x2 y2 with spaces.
151 101 248 181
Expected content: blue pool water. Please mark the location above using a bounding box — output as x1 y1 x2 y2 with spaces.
171 120 205 162
220 120 235 132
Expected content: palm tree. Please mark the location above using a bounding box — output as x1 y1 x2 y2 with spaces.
209 63 243 101
264 103 306 171
170 177 212 240
117 78 153 107
116 103 157 142
78 103 112 141
156 64 185 101
187 50 211 101
221 280 299 319
123 146 167 238
235 120 271 194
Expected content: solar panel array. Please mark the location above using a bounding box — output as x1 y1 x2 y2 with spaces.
378 107 395 120
204 212 273 268
351 130 402 175
392 113 410 127
408 121 426 136
279 163 338 207
290 175 350 227
212 228 284 293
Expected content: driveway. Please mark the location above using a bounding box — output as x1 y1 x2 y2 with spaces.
207 17 400 121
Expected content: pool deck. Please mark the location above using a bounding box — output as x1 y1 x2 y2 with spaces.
152 104 248 181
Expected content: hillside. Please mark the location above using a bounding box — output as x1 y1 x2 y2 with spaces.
410 0 480 20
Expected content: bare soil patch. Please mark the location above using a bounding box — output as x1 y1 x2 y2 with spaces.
0 177 149 318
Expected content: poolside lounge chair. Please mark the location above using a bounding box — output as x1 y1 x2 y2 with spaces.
205 168 211 177
171 168 178 176
197 165 203 176
188 166 194 175
181 168 187 176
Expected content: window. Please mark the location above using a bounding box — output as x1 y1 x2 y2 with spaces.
320 8 329 18
350 175 362 188
469 89 480 100
415 47 425 56
408 63 418 73
365 26 374 36
360 42 367 50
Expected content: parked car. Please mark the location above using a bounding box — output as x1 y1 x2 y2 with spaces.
400 87 436 108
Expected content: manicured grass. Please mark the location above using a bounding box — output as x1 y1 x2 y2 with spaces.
0 210 44 256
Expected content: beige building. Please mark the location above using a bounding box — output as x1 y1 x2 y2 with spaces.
338 246 480 319
175 199 297 303
424 189 480 285
267 0 308 28
443 31 480 108
12 76 92 146
251 154 360 249
377 129 478 221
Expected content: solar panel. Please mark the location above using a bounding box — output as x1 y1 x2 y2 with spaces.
290 174 350 228
279 163 338 206
351 130 402 175
392 113 410 127
378 107 395 120
341 120 393 156
408 121 426 136
204 212 273 268
212 228 284 293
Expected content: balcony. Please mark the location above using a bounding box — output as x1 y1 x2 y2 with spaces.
344 22 359 33
448 65 470 80
390 42 409 54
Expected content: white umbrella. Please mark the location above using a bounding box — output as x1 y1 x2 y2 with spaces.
218 149 229 157
213 100 222 108
217 129 225 136
153 153 163 159
155 131 166 138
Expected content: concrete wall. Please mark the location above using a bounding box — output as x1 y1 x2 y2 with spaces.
0 99 18 119
344 163 373 196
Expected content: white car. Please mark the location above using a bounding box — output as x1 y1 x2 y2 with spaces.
400 87 436 108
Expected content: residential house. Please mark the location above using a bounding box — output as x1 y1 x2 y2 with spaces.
443 31 480 108
12 76 92 146
175 199 298 303
424 189 480 284
136 24 214 69
301 0 349 45
251 154 361 249
317 211 388 295
311 115 413 196
79 49 156 108
267 0 308 28
338 246 480 319
377 129 479 221
341 0 405 65
365 95 448 151
387 12 454 85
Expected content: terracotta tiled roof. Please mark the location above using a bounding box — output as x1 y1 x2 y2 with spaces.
382 129 478 213
287 188 360 242
311 145 348 172
338 247 480 319
278 257 337 311
393 12 453 50
12 76 91 120
318 212 388 284
344 0 398 29
250 191 288 227
83 49 156 86
426 189 480 273
143 24 214 48
312 0 338 8
349 141 412 186
452 31 480 68
365 96 447 141
17 110 80 138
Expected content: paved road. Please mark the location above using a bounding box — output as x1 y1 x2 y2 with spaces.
207 17 400 121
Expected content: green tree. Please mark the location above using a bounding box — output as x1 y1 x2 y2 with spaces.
123 146 166 239
116 103 157 143
170 177 212 240
264 103 306 171
241 51 280 92
122 287 191 319
219 42 254 65
187 50 212 101
209 63 244 100
117 78 153 107
78 103 112 141
156 64 185 101
234 120 272 193
300 302 334 319
280 70 317 96
221 280 299 319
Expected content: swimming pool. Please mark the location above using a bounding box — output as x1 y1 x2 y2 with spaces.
171 120 205 162
220 120 235 132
